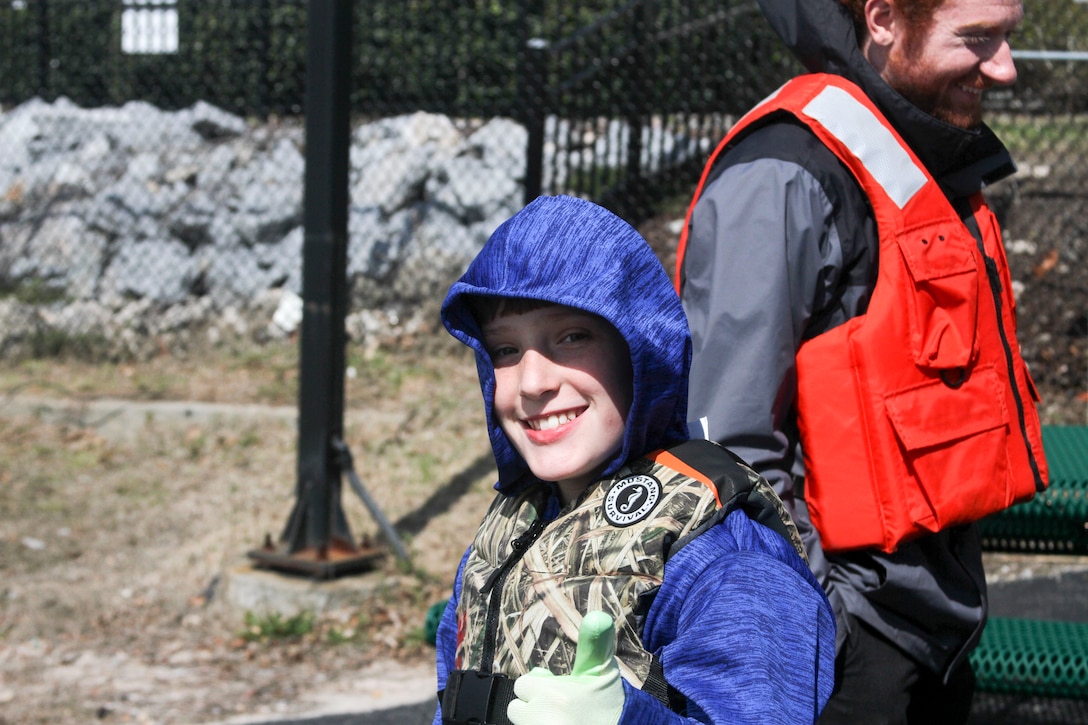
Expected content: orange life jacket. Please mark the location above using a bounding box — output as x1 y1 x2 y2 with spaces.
677 74 1048 553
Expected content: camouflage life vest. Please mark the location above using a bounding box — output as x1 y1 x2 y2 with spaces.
454 438 804 687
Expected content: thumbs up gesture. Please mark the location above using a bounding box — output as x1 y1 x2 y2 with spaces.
507 611 625 725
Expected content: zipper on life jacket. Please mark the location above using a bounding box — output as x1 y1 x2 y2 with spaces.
976 238 1045 492
477 517 546 673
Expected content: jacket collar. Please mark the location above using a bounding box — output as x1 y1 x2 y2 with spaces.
757 0 1017 195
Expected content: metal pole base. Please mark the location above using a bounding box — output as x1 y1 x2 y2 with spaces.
247 536 386 580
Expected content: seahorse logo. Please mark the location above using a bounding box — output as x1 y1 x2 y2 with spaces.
604 474 662 527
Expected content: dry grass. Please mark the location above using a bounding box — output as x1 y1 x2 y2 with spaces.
0 331 499 724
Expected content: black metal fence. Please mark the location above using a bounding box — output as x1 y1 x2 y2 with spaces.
7 0 1081 215
0 1 790 117
0 1 1087 415
0 0 795 218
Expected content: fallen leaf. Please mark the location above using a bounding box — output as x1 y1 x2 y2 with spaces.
1033 249 1059 278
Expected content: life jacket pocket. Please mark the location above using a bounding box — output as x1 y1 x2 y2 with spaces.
896 222 979 370
883 364 1010 533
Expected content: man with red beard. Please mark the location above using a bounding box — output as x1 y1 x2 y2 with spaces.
676 0 1047 722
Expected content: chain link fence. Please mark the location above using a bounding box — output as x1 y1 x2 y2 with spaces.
0 0 1085 419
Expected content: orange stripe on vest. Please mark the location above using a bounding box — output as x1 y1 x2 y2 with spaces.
648 449 722 507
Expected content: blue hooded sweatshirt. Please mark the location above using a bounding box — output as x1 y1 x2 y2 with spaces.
441 193 691 493
434 195 835 724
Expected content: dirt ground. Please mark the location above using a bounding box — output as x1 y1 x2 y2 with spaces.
0 330 500 725
1 171 1086 724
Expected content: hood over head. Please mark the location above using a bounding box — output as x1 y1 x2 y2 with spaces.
442 194 691 492
758 0 1016 194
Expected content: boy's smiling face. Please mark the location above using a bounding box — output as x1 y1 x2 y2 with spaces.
482 303 632 504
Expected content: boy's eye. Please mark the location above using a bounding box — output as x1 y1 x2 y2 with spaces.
489 344 518 360
560 330 590 344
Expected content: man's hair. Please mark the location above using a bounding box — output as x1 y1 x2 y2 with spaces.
467 295 554 326
840 0 944 43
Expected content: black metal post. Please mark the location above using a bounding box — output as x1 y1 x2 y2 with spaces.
256 0 270 118
521 37 548 205
293 0 352 557
622 1 650 220
248 0 387 579
37 0 50 98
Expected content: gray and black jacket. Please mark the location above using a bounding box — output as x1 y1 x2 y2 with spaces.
678 0 1018 678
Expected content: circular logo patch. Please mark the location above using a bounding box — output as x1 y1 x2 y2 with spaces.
604 474 662 527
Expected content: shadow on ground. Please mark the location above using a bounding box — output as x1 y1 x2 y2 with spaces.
393 451 495 539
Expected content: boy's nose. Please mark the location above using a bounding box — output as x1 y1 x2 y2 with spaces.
517 348 559 398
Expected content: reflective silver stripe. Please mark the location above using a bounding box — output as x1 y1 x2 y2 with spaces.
802 85 928 209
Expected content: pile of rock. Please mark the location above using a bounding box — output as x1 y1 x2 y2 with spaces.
0 97 526 358
0 96 709 360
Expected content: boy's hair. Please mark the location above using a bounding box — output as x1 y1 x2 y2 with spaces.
467 295 555 326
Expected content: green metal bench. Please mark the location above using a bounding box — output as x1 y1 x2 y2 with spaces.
970 617 1088 700
971 425 1088 701
979 425 1088 555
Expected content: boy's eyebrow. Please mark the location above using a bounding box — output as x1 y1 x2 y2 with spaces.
483 306 591 329
480 322 519 348
480 316 516 335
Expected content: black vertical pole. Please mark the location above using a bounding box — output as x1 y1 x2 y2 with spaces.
521 38 548 206
292 0 353 556
250 0 406 578
622 0 649 220
256 0 270 117
37 0 50 98
250 0 370 579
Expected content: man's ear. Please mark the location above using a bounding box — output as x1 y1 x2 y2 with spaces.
864 0 897 49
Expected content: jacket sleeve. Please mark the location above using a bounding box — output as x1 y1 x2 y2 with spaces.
680 144 854 580
621 510 837 724
433 547 471 725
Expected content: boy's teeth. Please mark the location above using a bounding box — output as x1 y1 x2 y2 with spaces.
534 411 573 431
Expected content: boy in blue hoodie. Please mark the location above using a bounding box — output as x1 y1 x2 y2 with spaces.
434 195 835 725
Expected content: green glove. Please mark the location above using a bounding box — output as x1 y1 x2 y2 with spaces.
507 611 625 725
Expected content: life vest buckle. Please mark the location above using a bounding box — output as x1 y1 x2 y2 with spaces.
439 669 516 725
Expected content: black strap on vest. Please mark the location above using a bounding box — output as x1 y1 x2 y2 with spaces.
479 518 546 671
664 439 804 558
438 519 546 724
643 655 687 713
438 669 516 725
